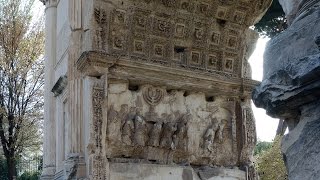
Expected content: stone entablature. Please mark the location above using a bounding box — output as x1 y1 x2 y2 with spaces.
77 51 259 96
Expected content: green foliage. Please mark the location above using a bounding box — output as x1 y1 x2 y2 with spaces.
18 171 41 180
254 0 287 37
0 0 44 179
254 141 272 156
256 136 288 180
0 155 42 180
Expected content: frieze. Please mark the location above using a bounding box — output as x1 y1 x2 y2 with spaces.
105 83 241 165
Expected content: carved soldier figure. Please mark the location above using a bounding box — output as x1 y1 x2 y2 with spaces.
133 109 147 146
160 114 177 149
203 125 214 152
148 121 163 147
173 113 190 150
203 117 220 152
121 118 134 146
122 106 135 127
217 119 228 143
107 104 119 141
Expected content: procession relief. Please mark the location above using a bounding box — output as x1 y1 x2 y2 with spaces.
105 83 236 165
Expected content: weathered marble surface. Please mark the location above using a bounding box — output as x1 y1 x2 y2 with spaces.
109 162 246 180
253 0 320 179
40 0 271 179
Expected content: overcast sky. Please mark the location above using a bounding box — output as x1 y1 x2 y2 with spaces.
249 38 279 142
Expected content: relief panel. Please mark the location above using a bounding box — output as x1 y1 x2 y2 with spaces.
105 83 239 166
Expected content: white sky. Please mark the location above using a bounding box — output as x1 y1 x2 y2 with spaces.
249 38 279 142
34 1 277 142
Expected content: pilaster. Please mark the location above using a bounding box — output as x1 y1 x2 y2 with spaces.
63 0 88 178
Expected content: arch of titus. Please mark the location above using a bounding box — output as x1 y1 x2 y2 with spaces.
41 0 271 179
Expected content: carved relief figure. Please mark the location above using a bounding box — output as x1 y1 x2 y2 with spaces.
133 109 147 146
203 117 220 152
160 114 177 149
173 114 190 150
121 106 134 146
121 118 134 146
122 107 135 127
217 119 228 143
203 125 215 152
148 121 163 147
107 105 119 141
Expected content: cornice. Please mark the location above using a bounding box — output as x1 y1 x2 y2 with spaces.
76 51 257 97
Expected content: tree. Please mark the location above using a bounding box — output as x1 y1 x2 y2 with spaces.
0 0 44 179
254 0 287 37
0 155 9 180
254 140 272 156
255 136 288 180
